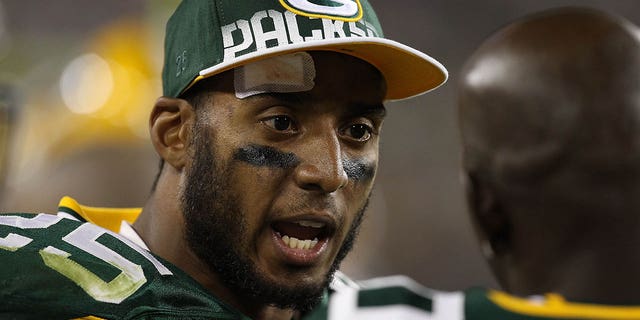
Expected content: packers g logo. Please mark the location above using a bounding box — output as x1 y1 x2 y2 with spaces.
279 0 363 22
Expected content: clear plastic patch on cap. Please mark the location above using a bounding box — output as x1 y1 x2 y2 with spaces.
234 52 316 99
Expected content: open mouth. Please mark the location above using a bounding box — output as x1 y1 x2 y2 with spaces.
272 220 331 251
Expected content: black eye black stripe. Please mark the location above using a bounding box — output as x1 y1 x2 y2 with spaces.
234 144 375 182
233 144 299 169
342 159 375 181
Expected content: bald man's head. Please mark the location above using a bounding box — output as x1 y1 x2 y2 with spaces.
458 7 640 302
460 7 640 184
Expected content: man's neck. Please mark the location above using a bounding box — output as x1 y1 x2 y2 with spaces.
134 179 296 320
165 243 296 320
507 242 640 305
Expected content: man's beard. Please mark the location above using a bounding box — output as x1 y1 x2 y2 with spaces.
181 125 368 312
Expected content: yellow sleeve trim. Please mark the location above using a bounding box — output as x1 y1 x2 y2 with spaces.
58 196 142 233
72 316 105 320
489 290 640 319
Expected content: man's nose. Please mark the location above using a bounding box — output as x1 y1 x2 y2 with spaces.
293 131 348 193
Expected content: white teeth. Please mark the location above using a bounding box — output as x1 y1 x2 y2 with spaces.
281 235 319 250
296 220 325 228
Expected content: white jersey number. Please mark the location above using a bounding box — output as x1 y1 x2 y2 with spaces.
0 214 171 304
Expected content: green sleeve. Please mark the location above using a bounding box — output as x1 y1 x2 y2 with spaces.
0 213 247 320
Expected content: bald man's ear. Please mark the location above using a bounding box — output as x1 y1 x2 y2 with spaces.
463 171 511 258
150 97 195 170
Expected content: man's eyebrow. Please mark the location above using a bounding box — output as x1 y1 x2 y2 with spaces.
241 93 387 118
239 92 303 105
346 103 387 119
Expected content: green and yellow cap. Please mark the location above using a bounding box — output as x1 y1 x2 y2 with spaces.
162 0 447 101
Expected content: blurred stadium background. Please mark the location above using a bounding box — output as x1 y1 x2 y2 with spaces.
0 0 638 291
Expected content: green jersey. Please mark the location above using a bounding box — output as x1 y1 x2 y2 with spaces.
3 197 639 319
305 275 640 319
0 212 247 319
0 196 353 320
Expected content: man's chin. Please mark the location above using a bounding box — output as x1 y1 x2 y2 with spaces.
264 285 327 312
247 269 333 312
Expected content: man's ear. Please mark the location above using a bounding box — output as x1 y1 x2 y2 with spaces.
149 97 195 170
463 171 511 258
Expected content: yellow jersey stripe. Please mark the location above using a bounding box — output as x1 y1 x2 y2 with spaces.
489 290 640 319
58 196 141 233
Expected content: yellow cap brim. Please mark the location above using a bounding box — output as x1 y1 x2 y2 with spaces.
189 37 447 101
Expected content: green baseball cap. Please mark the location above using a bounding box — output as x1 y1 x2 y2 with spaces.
163 0 447 101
